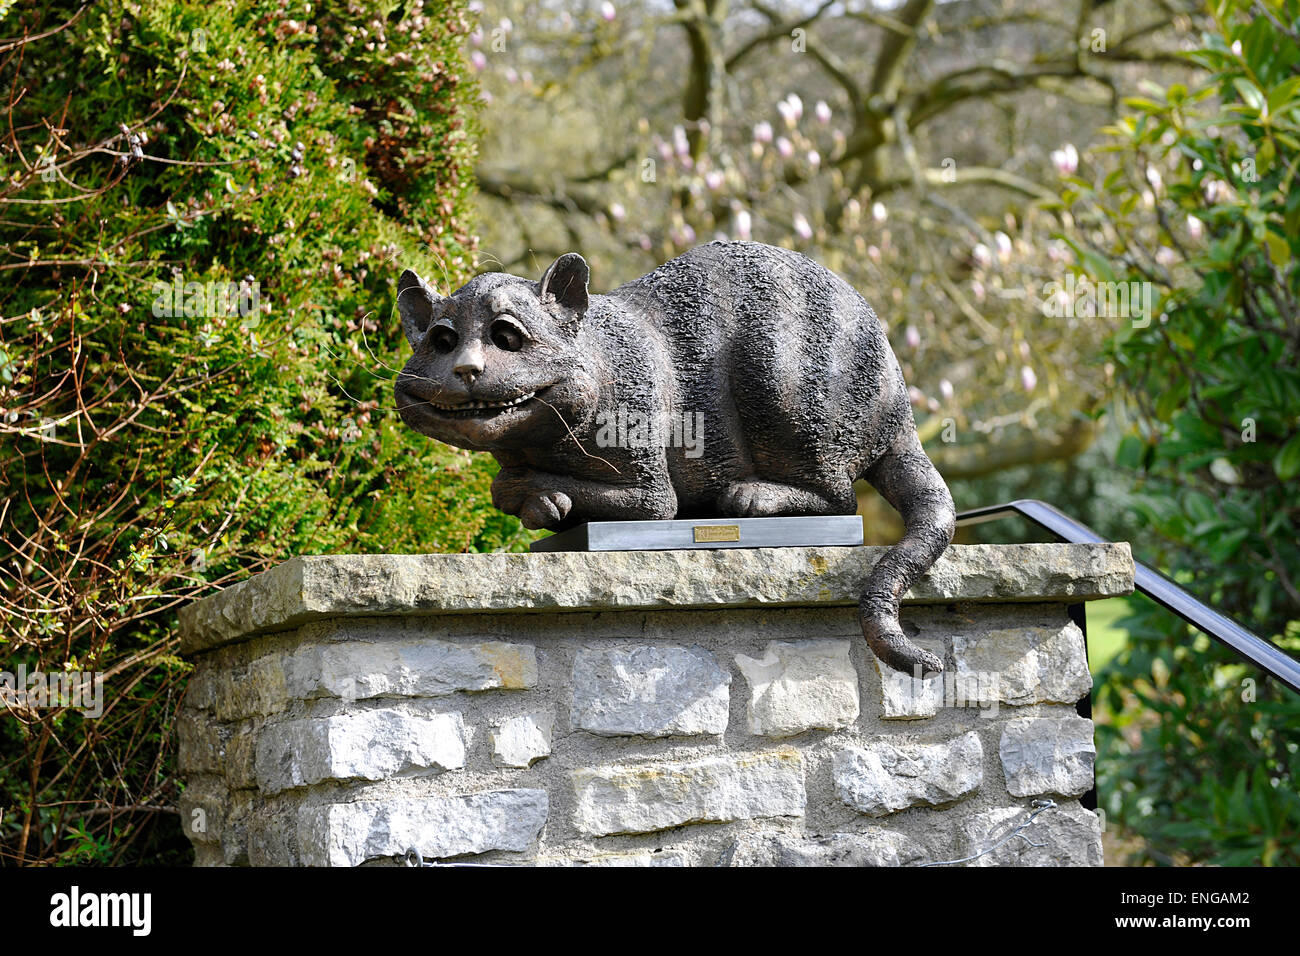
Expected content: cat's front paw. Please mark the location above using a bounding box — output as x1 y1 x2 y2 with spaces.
519 491 572 530
491 467 538 513
718 480 786 517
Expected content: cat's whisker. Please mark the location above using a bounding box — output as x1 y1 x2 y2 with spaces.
352 310 413 377
533 394 621 475
476 250 506 272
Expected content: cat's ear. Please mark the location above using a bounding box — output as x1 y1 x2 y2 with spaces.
539 253 589 317
396 270 441 349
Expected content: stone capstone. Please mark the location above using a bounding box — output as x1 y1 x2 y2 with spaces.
179 543 1135 654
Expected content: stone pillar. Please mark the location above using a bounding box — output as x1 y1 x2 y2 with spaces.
175 543 1133 866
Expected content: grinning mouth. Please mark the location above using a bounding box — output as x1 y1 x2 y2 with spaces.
428 390 539 418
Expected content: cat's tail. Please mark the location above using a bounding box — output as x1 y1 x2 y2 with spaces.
858 428 955 676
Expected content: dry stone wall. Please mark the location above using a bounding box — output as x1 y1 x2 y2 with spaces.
175 543 1132 867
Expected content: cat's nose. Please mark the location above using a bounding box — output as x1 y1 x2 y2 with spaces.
453 344 485 383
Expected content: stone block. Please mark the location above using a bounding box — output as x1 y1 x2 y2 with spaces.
874 638 946 720
735 640 859 737
255 710 466 794
958 803 1103 866
176 710 224 775
491 711 554 768
952 622 1092 706
721 829 929 866
178 776 227 847
572 749 805 836
571 644 730 737
287 639 537 701
999 716 1095 797
298 790 549 866
834 732 983 816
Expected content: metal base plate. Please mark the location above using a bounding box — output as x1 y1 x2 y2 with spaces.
528 515 865 552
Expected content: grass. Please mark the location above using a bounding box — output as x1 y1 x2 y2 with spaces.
1086 597 1131 673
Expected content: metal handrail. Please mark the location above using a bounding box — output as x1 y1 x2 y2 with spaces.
955 498 1300 695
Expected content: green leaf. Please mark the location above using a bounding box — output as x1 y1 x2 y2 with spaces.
1273 433 1300 479
1233 78 1266 112
1116 434 1148 470
1264 228 1290 266
1267 76 1300 116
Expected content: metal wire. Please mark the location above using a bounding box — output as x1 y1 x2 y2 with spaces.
914 798 1058 867
402 847 506 867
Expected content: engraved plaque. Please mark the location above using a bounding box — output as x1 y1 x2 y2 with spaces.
694 524 740 543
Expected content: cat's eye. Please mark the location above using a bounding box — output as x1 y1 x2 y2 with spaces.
430 325 458 354
490 318 525 352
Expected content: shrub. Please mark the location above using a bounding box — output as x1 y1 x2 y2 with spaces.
0 0 518 865
1058 0 1300 865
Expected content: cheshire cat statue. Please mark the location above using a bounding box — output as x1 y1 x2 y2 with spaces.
394 240 956 676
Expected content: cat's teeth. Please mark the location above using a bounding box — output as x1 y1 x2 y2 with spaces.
433 391 536 413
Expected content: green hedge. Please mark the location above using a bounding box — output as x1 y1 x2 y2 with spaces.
0 0 520 865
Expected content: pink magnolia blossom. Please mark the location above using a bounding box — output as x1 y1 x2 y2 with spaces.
777 94 803 128
1050 143 1079 176
735 208 752 240
672 125 690 158
994 231 1012 262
